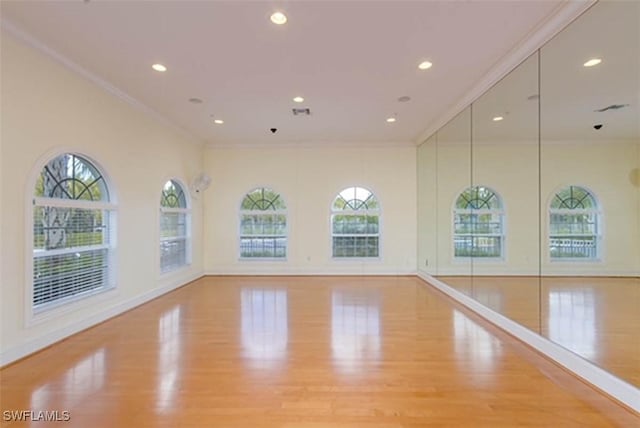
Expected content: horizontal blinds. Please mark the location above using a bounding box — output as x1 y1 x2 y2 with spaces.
33 203 113 308
160 211 189 272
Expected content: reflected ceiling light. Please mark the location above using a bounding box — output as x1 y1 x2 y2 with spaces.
492 116 504 122
418 61 433 70
214 119 224 124
293 96 304 103
152 63 167 72
583 58 602 67
270 11 287 25
386 117 396 123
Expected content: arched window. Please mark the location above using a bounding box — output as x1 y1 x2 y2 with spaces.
160 180 191 272
454 186 504 258
32 153 115 310
239 188 287 258
549 185 599 260
332 186 380 258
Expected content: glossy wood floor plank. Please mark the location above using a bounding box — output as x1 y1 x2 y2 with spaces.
437 276 640 386
1 276 637 427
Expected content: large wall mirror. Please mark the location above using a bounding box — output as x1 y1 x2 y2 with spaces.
539 1 639 386
417 0 639 389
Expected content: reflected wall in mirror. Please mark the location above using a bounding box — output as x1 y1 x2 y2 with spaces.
470 52 541 333
435 107 472 295
540 0 639 387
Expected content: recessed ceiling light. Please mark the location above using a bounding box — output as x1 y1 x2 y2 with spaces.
189 98 203 104
418 61 433 70
583 58 602 67
386 117 396 123
293 96 304 103
214 119 224 124
152 63 167 72
398 96 411 102
493 116 504 122
270 11 287 25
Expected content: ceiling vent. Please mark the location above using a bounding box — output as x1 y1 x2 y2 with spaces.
594 104 629 112
292 108 311 116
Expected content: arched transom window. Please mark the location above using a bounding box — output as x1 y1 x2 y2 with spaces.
332 186 380 258
453 186 504 258
549 185 599 260
240 188 287 258
160 180 191 273
32 153 115 310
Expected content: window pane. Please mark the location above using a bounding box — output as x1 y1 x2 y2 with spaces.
333 236 379 258
240 237 287 258
454 236 502 258
34 207 108 251
34 248 108 307
550 236 597 259
161 238 188 272
161 212 187 239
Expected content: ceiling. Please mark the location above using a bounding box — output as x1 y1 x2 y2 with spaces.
1 0 573 146
426 0 640 144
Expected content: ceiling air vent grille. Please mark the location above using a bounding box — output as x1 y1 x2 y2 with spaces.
292 108 311 116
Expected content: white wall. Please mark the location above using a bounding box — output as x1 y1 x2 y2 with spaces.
203 146 417 275
0 34 205 365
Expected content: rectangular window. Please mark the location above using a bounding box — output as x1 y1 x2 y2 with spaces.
331 214 379 257
549 213 598 259
454 212 503 258
240 213 287 258
33 205 113 309
160 210 190 272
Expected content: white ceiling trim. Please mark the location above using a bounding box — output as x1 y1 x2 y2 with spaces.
206 140 416 150
415 0 597 146
1 18 205 147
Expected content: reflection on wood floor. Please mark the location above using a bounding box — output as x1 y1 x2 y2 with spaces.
436 276 640 387
1 276 638 427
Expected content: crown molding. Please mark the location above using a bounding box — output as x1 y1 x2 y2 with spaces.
1 19 205 147
415 0 598 146
206 140 417 150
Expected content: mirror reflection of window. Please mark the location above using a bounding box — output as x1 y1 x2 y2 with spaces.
547 290 596 360
241 288 288 365
453 311 502 384
331 290 381 372
157 305 182 412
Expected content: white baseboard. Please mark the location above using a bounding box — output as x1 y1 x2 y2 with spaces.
205 267 416 276
0 271 204 367
416 272 640 412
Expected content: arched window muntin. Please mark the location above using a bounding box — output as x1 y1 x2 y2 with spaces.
32 152 116 313
160 179 191 273
549 185 600 260
239 187 287 259
453 186 504 259
331 186 380 258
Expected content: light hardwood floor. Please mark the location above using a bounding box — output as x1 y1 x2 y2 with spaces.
437 276 640 386
1 276 638 427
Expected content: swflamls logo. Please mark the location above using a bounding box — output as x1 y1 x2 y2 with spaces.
3 410 71 421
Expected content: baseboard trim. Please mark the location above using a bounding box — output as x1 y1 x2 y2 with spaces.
204 268 417 276
0 271 204 368
416 271 640 412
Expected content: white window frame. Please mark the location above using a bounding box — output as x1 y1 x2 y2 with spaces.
239 188 288 260
159 180 192 274
28 152 117 318
331 187 381 259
